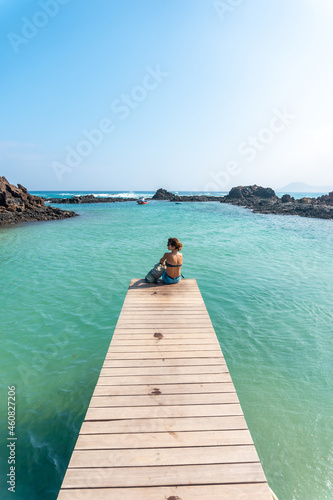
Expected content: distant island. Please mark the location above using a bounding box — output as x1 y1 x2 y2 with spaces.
277 181 333 193
0 176 77 226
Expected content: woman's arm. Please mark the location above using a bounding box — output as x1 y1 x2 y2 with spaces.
160 253 167 265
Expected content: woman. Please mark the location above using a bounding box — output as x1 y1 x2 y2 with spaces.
160 237 183 284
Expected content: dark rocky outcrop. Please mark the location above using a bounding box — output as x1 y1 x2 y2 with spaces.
46 194 138 204
152 188 180 201
220 185 333 220
225 185 277 201
316 192 333 205
281 194 294 203
151 188 223 202
0 176 77 226
0 177 44 211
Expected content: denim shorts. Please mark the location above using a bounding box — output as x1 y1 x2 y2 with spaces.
162 270 181 284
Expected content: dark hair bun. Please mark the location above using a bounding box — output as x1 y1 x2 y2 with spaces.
168 238 183 251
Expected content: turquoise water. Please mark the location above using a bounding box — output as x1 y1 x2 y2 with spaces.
1 198 332 499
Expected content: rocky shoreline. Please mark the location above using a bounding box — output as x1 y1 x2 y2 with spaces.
46 194 138 204
2 178 331 225
45 189 224 204
47 186 333 220
151 188 224 202
0 177 77 227
153 187 333 220
219 185 333 220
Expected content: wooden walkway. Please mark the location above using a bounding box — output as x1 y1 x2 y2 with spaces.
57 279 272 500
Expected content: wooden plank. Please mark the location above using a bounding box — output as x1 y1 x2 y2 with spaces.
99 365 228 376
80 415 248 434
108 343 220 348
123 300 208 304
96 373 232 385
114 328 216 333
118 312 210 316
113 329 216 334
76 429 253 449
116 323 212 327
125 290 202 292
126 292 204 295
118 303 208 307
118 307 209 312
110 333 216 339
105 352 224 359
117 317 211 321
120 309 209 312
115 325 215 328
119 308 207 311
70 445 260 467
120 306 208 310
123 299 204 301
120 298 206 301
121 300 206 304
115 324 214 329
89 392 239 407
120 312 209 316
119 316 211 320
85 403 244 420
122 293 204 296
108 345 220 352
60 463 267 488
124 290 202 293
102 358 226 367
58 483 272 500
108 339 219 346
122 291 203 295
92 382 234 396
57 279 271 500
123 291 203 294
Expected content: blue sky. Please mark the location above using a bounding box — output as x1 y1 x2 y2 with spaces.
1 0 333 191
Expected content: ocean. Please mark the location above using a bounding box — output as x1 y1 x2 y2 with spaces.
0 191 332 499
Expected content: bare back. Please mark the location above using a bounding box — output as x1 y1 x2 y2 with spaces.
160 252 183 278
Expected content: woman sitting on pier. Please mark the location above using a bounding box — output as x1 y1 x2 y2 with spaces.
160 237 183 284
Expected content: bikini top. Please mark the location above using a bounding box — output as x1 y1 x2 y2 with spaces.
165 261 182 267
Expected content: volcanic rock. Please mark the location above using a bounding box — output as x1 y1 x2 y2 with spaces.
46 194 138 203
152 188 179 201
281 194 294 203
151 188 223 202
0 176 77 226
220 185 333 220
316 192 333 205
299 197 312 204
224 185 277 201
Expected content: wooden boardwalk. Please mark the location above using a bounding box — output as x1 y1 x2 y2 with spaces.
57 278 272 500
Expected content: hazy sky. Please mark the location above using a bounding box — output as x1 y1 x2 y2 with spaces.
1 0 333 191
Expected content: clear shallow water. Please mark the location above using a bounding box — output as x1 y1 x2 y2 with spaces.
1 197 332 500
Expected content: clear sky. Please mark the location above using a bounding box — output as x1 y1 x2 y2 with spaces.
1 0 333 191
